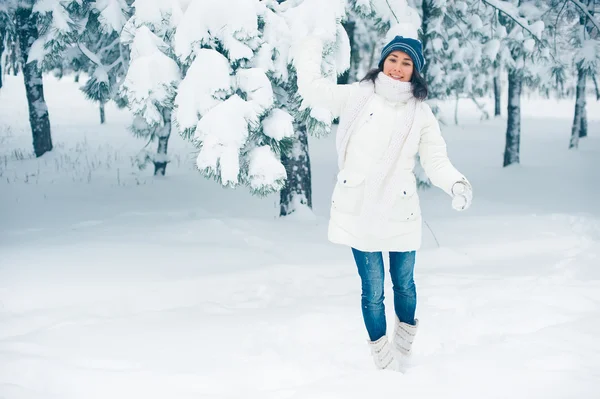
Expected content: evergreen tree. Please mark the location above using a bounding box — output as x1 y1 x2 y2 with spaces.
565 0 599 148
263 0 315 215
468 0 549 167
1 3 24 80
119 0 182 176
267 0 352 214
0 9 11 89
77 0 131 124
0 0 53 157
343 2 386 83
491 12 505 117
0 14 5 88
170 0 296 196
412 0 499 120
339 3 384 84
25 1 130 124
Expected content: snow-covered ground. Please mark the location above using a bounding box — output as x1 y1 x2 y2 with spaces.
1 75 599 399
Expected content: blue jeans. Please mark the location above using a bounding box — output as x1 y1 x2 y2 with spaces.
351 248 417 342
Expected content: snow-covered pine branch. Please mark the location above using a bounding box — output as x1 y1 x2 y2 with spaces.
482 0 546 40
282 0 350 137
26 0 131 125
171 0 291 196
569 0 600 31
121 26 179 128
119 0 183 175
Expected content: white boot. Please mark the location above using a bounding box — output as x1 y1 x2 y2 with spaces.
367 335 395 370
393 317 419 356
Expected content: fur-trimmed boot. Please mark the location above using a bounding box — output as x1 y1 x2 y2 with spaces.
367 335 395 370
393 317 419 357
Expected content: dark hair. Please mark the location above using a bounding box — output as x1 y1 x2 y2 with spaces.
360 67 428 101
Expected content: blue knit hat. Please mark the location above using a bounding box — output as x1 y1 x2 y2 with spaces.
378 36 425 73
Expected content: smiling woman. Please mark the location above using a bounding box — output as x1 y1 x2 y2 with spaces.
293 32 472 371
360 36 428 101
383 51 414 82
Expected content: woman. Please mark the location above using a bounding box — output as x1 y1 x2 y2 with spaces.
294 35 473 370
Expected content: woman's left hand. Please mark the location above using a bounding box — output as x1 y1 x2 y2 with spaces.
451 180 472 211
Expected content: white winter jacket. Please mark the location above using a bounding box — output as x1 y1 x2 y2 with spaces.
295 38 469 252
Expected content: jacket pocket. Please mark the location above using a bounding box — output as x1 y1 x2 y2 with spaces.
390 175 421 222
331 169 366 215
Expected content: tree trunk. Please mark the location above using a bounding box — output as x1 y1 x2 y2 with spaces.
16 6 53 158
154 109 171 176
421 0 433 86
100 103 105 124
9 33 20 76
503 70 521 167
578 3 594 139
280 122 312 216
494 63 501 117
454 94 459 125
338 20 356 84
0 27 5 89
580 95 587 138
570 67 586 149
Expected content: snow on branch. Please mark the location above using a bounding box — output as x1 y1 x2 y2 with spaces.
281 0 345 44
174 48 233 133
174 0 261 63
236 68 274 116
383 0 400 24
121 27 180 126
95 0 129 34
262 109 294 141
194 95 258 187
568 0 600 32
247 145 286 194
78 43 104 67
481 0 544 40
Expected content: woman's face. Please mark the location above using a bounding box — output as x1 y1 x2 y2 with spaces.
382 50 414 82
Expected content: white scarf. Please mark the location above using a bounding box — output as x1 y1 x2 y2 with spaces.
335 72 419 229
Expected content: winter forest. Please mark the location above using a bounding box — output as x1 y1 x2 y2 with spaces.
1 0 598 210
1 0 599 398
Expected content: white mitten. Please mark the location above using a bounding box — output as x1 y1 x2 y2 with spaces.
451 180 472 211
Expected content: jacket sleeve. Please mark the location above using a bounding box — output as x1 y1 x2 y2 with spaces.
293 36 353 119
418 102 470 196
